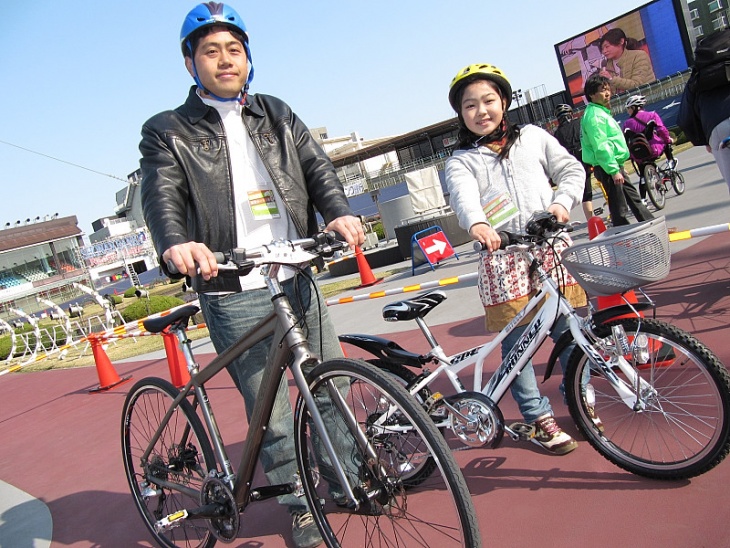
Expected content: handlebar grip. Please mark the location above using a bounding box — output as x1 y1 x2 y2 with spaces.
166 251 227 275
472 232 511 252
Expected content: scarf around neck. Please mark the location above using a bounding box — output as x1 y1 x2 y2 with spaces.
474 119 508 154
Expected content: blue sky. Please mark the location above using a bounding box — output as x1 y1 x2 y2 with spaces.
0 0 653 239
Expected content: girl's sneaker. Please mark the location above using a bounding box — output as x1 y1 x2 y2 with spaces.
532 414 578 455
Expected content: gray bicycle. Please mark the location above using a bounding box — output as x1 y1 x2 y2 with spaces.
121 234 481 547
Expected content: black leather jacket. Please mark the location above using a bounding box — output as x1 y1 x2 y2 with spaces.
678 80 730 146
140 86 353 293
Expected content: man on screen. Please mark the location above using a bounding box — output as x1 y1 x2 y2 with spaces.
597 28 656 93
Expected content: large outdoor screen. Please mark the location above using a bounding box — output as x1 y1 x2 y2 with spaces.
555 0 689 105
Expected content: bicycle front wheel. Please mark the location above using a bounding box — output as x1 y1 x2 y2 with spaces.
365 358 438 486
644 164 666 209
122 377 217 548
565 319 730 479
671 170 686 195
294 358 481 547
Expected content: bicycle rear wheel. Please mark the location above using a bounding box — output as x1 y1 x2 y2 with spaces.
643 164 666 210
294 358 481 547
671 170 686 195
565 319 730 479
122 377 217 548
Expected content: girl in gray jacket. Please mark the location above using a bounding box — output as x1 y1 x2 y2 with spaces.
445 63 591 455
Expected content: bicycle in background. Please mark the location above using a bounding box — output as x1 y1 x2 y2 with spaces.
340 213 730 481
121 234 481 548
624 129 685 210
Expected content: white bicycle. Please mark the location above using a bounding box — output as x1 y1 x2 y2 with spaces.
340 213 730 480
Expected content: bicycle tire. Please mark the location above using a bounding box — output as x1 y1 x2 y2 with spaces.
122 377 217 548
294 358 481 547
565 318 730 479
671 170 686 195
365 358 438 486
644 164 666 210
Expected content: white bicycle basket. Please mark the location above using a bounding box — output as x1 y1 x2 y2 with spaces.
561 217 671 296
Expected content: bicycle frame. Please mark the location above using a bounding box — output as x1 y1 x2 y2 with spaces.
656 156 678 179
139 261 364 518
387 247 649 418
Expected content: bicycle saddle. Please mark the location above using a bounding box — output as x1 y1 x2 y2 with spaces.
143 305 200 333
382 291 447 322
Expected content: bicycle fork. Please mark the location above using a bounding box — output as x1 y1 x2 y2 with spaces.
574 321 655 411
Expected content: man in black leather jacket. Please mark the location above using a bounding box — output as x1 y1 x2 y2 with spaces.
139 4 363 547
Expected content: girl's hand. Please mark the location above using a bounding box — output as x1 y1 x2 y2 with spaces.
547 204 570 223
469 223 502 252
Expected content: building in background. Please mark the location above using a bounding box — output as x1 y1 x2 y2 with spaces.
684 0 730 41
0 216 88 317
0 168 158 319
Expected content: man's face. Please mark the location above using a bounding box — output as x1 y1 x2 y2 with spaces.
185 27 248 99
589 84 612 108
601 40 624 61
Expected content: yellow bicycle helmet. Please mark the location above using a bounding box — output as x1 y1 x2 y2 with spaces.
448 63 512 111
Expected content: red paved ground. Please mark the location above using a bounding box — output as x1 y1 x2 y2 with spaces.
1 233 729 547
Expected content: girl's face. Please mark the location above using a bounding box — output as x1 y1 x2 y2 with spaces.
460 79 506 137
601 39 625 60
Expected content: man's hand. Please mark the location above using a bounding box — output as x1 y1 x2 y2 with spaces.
325 215 365 249
469 222 502 253
612 171 625 185
162 242 219 281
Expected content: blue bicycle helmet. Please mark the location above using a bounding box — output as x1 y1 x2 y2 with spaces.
180 2 254 101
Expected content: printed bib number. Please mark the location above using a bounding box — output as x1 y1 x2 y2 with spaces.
483 192 518 228
247 189 280 220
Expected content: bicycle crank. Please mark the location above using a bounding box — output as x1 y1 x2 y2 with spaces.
201 475 240 542
153 475 241 542
443 392 504 448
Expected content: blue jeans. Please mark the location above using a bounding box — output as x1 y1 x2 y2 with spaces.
502 316 574 424
199 269 342 512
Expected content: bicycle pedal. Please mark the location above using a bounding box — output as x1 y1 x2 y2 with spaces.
154 509 188 533
424 392 444 414
507 422 536 441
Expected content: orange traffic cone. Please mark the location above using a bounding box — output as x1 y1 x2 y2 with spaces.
587 216 642 317
162 331 191 388
354 246 382 288
88 335 132 393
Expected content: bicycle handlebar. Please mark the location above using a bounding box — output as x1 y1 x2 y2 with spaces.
166 232 345 276
472 211 572 252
